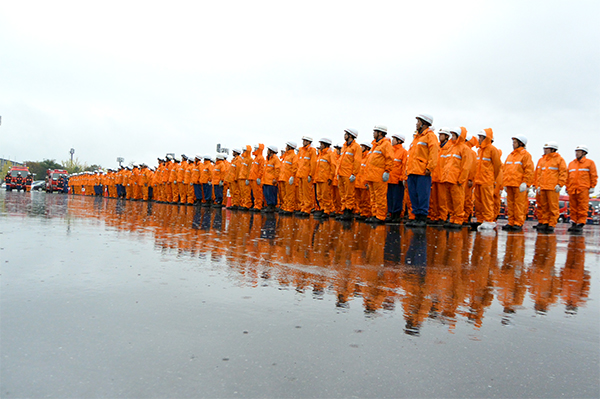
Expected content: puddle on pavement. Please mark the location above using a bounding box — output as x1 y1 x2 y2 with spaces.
1 191 599 398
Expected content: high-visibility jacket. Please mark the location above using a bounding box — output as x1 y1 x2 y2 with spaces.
279 149 298 182
249 144 265 181
212 160 227 185
567 156 598 194
226 155 240 183
534 152 567 190
441 127 473 185
407 127 439 175
389 143 407 184
315 147 336 183
168 162 178 183
432 139 450 183
238 146 252 180
297 145 317 179
141 168 151 186
465 137 478 182
183 161 193 184
503 147 534 187
474 128 502 186
199 161 213 184
191 161 201 184
356 151 370 188
365 137 394 182
264 154 281 185
177 162 186 183
336 140 362 177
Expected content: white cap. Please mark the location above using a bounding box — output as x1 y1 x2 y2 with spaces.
478 129 487 137
286 141 297 149
319 138 332 145
544 141 559 150
575 145 588 153
373 125 388 133
344 128 358 138
195 154 202 159
335 142 343 148
438 127 451 136
302 136 313 142
360 141 372 149
232 148 242 154
416 114 434 125
267 145 278 153
465 134 473 142
391 133 405 142
512 135 528 146
216 154 226 160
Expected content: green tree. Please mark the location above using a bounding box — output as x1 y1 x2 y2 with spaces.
61 158 86 174
25 159 63 180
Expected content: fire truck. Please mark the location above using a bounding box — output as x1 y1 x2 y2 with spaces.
5 166 31 191
45 169 69 193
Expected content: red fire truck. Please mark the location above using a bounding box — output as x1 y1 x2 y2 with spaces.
5 166 31 191
45 169 69 193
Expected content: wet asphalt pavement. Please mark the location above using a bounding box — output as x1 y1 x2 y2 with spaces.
1 191 599 398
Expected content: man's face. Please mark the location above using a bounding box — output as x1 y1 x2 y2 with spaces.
439 133 449 143
303 139 311 147
319 142 326 151
344 133 350 142
416 119 424 131
373 130 379 140
512 139 520 150
543 148 552 155
478 135 485 146
451 133 459 141
576 150 585 159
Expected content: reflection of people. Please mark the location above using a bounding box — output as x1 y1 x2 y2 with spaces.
496 234 527 324
528 234 560 314
401 229 428 335
560 235 590 314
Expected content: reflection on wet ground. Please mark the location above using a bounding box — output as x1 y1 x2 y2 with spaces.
5 191 597 333
0 193 600 397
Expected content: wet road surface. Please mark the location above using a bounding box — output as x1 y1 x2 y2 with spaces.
1 191 599 398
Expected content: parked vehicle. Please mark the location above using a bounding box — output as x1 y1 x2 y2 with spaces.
588 199 600 225
5 166 31 191
31 180 46 191
45 169 68 193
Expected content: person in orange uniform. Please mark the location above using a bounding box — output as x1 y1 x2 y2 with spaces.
386 133 407 223
169 158 179 203
429 128 451 225
441 127 474 229
279 142 298 215
191 155 202 204
331 143 342 215
212 154 228 207
184 156 196 205
238 145 253 210
261 145 281 213
566 145 597 232
532 141 567 233
355 142 372 220
200 154 214 207
249 144 265 211
473 128 502 231
178 155 189 204
501 135 534 231
140 164 151 201
365 125 394 223
296 136 317 217
336 128 362 220
226 148 242 209
314 138 336 218
462 136 478 225
406 114 439 228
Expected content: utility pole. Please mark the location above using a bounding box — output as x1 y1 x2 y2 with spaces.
117 157 124 167
70 148 75 162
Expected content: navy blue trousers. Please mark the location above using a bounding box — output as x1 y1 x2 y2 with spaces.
407 174 431 216
387 183 405 214
262 185 278 206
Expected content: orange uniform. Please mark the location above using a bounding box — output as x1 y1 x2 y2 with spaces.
503 147 534 227
296 144 317 213
473 128 502 224
441 127 474 225
238 146 253 209
534 152 567 227
407 127 438 176
279 149 298 212
366 137 394 221
567 156 597 224
336 140 362 213
249 144 265 210
429 137 450 222
226 154 241 207
315 146 336 214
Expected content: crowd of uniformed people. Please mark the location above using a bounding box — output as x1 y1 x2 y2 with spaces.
65 114 598 233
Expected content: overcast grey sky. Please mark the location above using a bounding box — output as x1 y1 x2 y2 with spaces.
1 0 599 175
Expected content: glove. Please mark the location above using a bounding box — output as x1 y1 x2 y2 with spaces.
289 176 294 185
590 188 595 195
382 172 390 182
208 181 212 186
173 181 177 184
555 185 561 193
519 183 527 192
308 176 312 183
245 180 250 186
219 181 223 187
256 178 261 185
349 175 356 183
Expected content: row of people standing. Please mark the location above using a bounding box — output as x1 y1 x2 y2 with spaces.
66 113 597 233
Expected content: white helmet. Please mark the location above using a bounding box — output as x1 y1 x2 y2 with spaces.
416 113 433 125
391 133 406 142
319 138 332 145
438 127 451 136
232 148 242 154
335 142 343 148
286 141 297 150
544 141 559 151
373 125 388 134
216 154 226 160
512 135 528 146
360 141 372 149
301 136 313 142
267 145 278 153
344 128 358 138
575 145 588 153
